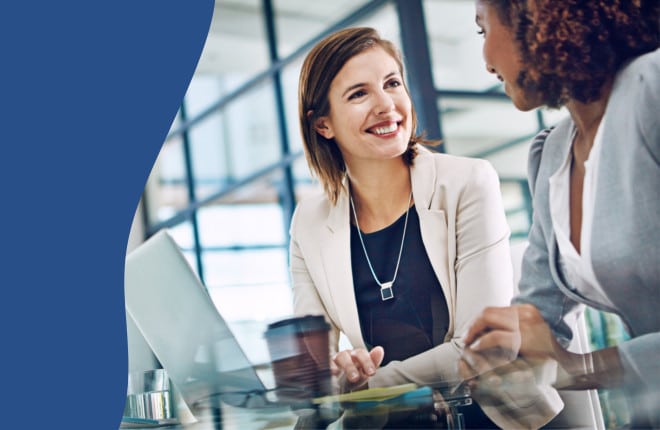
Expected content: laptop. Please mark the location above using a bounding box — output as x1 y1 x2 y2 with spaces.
124 230 287 411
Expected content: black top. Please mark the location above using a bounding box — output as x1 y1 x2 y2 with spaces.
350 207 497 429
350 205 448 365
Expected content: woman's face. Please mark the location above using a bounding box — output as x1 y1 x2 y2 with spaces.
475 0 541 111
315 46 413 165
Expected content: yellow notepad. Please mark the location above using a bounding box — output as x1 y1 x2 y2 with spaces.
312 383 418 404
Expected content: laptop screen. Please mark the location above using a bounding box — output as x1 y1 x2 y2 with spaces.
124 230 267 410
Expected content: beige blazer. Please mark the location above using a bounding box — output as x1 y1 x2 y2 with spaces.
289 146 562 428
290 146 513 383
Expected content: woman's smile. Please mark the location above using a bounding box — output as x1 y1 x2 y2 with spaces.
367 120 401 137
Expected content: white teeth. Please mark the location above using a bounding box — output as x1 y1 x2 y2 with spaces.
372 123 397 135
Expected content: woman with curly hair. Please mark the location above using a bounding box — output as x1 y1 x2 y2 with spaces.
461 0 660 427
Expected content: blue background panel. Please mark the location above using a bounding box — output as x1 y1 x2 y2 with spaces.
0 1 213 428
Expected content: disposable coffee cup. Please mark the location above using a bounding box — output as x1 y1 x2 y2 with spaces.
264 315 331 402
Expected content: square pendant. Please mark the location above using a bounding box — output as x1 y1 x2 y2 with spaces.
380 282 394 301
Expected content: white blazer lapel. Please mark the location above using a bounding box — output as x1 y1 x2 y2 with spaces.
320 191 365 349
411 151 454 333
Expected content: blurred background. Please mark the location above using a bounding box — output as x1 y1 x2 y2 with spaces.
126 1 630 427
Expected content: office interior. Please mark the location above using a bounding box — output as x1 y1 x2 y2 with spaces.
125 0 632 427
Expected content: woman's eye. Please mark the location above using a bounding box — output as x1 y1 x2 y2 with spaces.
386 79 402 88
348 90 366 100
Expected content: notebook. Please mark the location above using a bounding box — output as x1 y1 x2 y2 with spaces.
124 230 280 411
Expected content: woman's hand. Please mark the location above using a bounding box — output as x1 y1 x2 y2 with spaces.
464 305 521 356
331 346 385 388
459 304 572 381
466 304 569 358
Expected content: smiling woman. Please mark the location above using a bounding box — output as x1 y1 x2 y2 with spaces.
313 46 412 169
297 27 426 207
288 27 562 429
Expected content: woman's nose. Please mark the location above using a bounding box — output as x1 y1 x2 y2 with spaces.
486 64 496 74
373 90 395 115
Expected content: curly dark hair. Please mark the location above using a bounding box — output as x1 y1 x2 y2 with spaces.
484 0 659 108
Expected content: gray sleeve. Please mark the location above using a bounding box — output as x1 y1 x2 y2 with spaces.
512 128 581 347
635 48 660 163
618 332 660 425
612 48 660 426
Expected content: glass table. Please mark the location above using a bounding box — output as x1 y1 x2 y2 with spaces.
120 383 473 430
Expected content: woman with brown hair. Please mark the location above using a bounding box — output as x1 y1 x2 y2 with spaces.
462 1 660 427
290 26 560 428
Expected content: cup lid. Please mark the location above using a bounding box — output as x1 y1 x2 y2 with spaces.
265 315 330 337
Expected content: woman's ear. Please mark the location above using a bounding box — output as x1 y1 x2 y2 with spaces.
314 116 334 139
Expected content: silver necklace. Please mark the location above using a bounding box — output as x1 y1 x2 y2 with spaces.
350 191 412 301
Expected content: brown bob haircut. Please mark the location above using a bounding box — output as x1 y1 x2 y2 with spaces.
298 27 435 204
482 0 659 108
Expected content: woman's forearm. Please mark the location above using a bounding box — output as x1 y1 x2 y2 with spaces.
553 346 624 390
